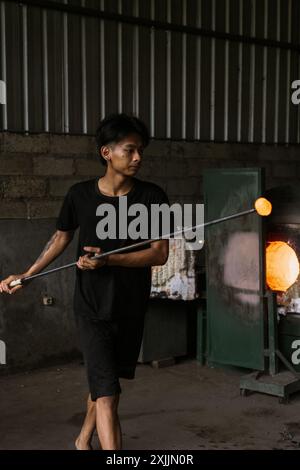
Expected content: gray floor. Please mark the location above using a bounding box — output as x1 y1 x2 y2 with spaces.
1 358 300 450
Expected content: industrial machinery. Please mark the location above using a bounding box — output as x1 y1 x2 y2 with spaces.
203 168 300 403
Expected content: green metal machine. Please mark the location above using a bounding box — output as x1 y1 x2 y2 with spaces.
203 168 300 403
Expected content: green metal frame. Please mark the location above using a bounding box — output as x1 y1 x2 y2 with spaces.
240 291 300 403
203 168 266 370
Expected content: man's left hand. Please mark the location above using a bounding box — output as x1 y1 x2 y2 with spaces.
76 246 107 270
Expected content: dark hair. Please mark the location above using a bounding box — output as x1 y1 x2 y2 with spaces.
95 113 150 166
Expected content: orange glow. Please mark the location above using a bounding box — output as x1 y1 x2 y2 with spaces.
266 241 299 292
254 197 272 216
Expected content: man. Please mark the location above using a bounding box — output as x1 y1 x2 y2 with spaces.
0 113 169 450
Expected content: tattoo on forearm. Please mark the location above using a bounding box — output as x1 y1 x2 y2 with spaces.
34 232 59 264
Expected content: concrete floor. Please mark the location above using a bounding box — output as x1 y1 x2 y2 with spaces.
1 358 300 450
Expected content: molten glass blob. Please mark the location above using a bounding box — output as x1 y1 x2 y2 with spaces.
266 241 299 292
254 197 272 216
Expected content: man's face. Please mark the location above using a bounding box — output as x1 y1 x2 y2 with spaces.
102 133 144 176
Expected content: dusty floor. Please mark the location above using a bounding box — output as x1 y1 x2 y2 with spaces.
1 358 300 450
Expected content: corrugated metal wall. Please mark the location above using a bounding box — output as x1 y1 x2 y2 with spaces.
0 0 300 143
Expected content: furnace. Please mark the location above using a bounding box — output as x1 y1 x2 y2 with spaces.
203 168 300 403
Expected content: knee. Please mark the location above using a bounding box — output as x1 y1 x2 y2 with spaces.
96 395 119 414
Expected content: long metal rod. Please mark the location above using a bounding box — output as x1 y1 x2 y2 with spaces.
223 0 229 142
22 5 29 132
9 0 300 53
210 0 215 142
166 0 171 139
100 0 105 119
117 0 122 113
81 0 87 134
274 0 280 144
150 0 155 137
237 0 243 142
285 0 292 144
248 0 256 143
63 0 69 133
133 0 139 116
42 8 49 132
262 0 268 143
194 0 201 140
10 207 256 287
0 1 7 129
181 0 187 140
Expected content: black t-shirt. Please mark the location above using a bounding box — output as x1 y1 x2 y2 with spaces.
56 177 170 321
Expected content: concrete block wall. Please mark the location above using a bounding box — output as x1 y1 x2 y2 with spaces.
0 131 299 372
1 133 299 219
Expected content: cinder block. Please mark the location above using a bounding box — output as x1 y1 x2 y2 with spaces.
166 157 188 177
136 164 152 179
0 154 33 175
288 146 300 161
49 178 88 197
144 140 170 157
167 177 201 197
0 177 46 198
272 163 297 178
257 145 294 161
0 200 27 219
74 158 103 176
151 357 175 368
267 176 299 190
170 141 185 158
2 133 50 153
33 156 74 176
27 199 63 219
181 141 202 158
146 177 168 193
49 135 95 155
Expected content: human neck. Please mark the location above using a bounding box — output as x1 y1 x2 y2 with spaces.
98 171 134 197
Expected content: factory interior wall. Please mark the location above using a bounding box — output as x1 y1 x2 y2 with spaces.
0 132 299 371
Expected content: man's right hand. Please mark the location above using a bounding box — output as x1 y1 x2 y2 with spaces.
0 274 27 294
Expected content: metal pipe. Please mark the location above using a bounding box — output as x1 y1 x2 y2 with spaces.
81 0 87 133
150 0 155 137
237 0 243 142
42 8 49 132
117 0 122 113
274 0 280 144
9 0 300 53
181 0 187 140
285 0 292 144
194 0 201 140
166 0 171 139
22 4 29 132
63 0 69 133
9 207 257 287
223 0 229 142
133 0 139 115
100 0 105 119
248 0 256 143
0 1 7 129
210 0 215 142
262 0 268 143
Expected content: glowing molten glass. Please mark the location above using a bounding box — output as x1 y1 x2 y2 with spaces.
266 241 299 292
254 197 272 216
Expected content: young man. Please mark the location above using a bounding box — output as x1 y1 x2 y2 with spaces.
0 113 169 450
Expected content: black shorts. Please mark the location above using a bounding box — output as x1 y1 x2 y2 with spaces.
75 309 146 401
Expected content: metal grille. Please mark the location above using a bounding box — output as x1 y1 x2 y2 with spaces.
0 0 300 143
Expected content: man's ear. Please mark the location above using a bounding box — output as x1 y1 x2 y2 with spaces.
100 145 111 163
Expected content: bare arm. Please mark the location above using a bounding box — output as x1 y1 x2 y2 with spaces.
26 230 74 276
76 240 169 271
0 230 74 294
107 240 169 267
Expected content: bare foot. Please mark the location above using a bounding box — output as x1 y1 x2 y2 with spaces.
75 436 93 450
